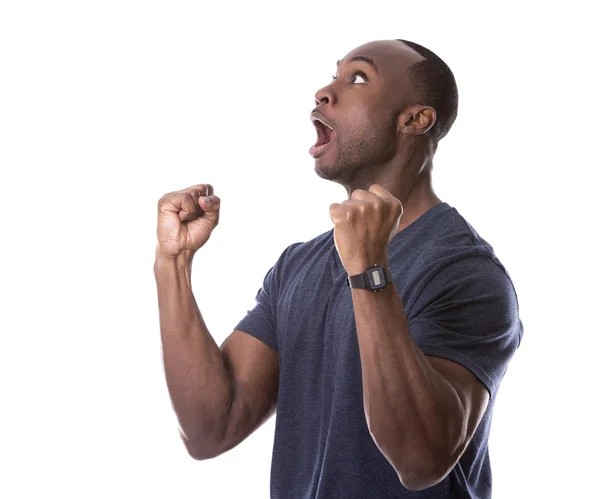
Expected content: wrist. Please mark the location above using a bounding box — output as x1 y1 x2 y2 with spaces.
345 256 389 276
154 248 195 272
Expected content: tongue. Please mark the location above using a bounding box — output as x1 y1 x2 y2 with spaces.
315 123 334 147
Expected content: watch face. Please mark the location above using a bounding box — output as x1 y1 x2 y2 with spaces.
367 268 386 289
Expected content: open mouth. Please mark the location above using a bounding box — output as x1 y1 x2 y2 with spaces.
309 116 337 157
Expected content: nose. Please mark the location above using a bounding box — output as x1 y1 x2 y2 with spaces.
314 85 335 107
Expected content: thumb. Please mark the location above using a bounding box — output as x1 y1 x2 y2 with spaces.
368 184 393 199
199 194 221 220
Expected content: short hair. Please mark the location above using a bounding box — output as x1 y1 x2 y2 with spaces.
397 39 459 144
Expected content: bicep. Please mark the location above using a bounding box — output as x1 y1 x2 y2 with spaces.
217 329 279 452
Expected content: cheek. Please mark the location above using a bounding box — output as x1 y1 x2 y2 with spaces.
341 106 379 136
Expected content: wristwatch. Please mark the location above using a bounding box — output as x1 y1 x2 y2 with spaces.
347 265 393 292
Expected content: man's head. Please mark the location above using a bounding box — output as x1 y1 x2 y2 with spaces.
310 39 458 184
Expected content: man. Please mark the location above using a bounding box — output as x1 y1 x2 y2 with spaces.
154 39 523 498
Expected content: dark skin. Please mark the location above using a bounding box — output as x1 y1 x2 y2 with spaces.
312 40 442 222
317 40 489 489
154 253 279 460
154 39 488 491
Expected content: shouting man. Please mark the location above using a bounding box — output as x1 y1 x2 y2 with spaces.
154 39 523 498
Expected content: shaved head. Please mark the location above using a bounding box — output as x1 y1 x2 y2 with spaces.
310 39 458 185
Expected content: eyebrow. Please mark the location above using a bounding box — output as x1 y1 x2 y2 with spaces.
336 55 380 75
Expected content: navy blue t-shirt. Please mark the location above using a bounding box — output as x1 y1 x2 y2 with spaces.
235 202 523 499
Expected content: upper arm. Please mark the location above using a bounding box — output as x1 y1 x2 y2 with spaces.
213 245 296 454
409 257 523 397
407 258 522 466
215 329 279 454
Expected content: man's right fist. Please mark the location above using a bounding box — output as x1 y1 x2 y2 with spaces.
156 183 221 258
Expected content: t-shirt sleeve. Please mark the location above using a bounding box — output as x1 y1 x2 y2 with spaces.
234 265 279 352
408 256 523 397
234 244 298 352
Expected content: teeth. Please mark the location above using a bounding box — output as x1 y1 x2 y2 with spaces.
314 117 333 130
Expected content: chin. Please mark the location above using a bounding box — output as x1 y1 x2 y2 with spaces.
314 158 345 182
314 150 363 184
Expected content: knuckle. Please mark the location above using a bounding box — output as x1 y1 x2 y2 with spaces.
392 199 403 214
158 194 171 207
193 183 212 195
158 191 172 203
188 184 213 197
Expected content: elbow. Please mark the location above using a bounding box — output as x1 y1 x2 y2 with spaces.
390 448 452 491
183 437 228 461
396 462 448 492
185 444 218 461
180 429 226 461
369 428 451 491
397 451 454 491
178 401 237 461
182 436 215 461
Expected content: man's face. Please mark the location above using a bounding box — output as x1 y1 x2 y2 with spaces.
310 41 416 183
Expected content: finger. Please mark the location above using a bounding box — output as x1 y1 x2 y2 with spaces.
189 183 213 197
350 189 374 201
198 194 220 211
368 184 394 200
189 188 207 205
188 185 216 208
178 192 204 221
329 202 344 223
330 202 358 224
348 191 382 205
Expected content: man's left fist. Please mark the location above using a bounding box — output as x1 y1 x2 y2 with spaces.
329 184 404 275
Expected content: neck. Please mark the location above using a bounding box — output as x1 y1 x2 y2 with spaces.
343 147 442 233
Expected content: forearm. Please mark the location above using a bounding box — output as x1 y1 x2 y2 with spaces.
352 283 464 487
154 252 233 456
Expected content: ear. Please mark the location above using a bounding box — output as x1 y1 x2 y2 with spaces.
396 105 436 136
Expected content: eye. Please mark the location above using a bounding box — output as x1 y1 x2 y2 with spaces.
350 72 367 84
331 71 368 84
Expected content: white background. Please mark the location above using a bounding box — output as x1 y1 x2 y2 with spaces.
1 1 599 498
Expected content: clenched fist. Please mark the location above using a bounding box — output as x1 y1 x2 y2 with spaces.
156 183 221 258
329 184 403 275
